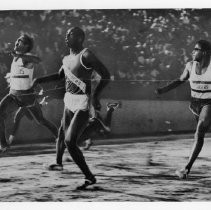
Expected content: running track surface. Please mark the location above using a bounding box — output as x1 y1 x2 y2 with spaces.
0 137 211 201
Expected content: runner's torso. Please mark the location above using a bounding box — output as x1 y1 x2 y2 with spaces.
62 48 92 95
188 60 211 99
10 57 34 93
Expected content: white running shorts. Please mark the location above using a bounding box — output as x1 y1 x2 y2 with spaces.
64 92 89 113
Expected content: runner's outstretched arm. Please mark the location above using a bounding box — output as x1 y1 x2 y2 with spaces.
32 68 65 87
11 51 41 64
156 65 190 94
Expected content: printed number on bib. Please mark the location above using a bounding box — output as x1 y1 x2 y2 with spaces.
196 85 209 90
19 68 25 74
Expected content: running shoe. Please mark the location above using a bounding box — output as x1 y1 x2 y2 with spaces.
76 176 96 190
83 138 93 150
106 101 121 110
47 163 63 171
175 168 189 179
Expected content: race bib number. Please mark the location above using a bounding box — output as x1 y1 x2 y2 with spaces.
196 85 209 90
19 68 25 74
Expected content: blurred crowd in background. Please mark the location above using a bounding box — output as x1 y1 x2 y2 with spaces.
0 9 211 99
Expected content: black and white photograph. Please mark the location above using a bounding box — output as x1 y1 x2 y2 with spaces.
0 0 211 207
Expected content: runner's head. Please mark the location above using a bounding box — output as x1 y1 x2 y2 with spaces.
14 34 34 53
65 27 85 48
192 40 211 63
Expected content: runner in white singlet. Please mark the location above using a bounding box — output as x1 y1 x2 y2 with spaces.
0 34 58 150
156 40 211 179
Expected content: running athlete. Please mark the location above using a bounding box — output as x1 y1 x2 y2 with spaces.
0 34 58 151
79 101 121 150
156 40 211 179
33 27 110 189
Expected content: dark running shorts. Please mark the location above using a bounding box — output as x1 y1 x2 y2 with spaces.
9 89 36 107
189 98 211 116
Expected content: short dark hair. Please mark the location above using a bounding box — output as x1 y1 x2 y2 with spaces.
196 40 211 68
197 40 211 53
67 27 85 42
21 34 34 52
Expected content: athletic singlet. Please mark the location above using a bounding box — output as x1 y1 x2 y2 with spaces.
10 57 34 91
188 60 211 99
62 48 92 95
